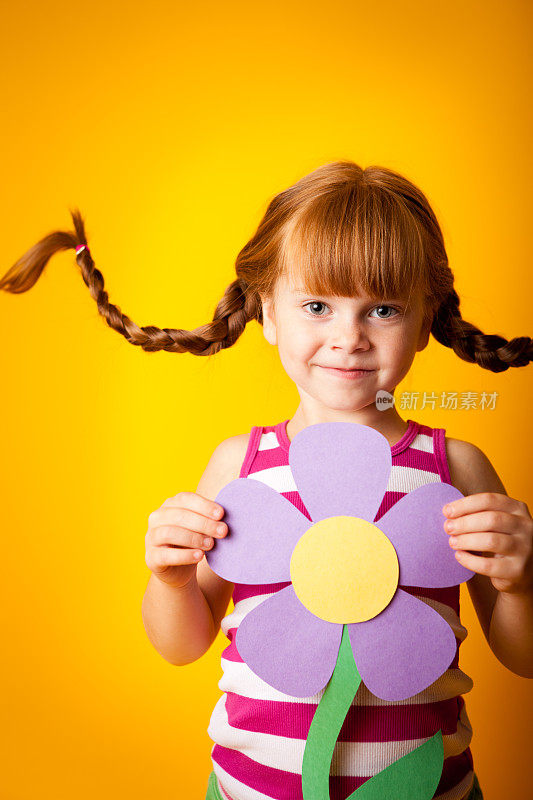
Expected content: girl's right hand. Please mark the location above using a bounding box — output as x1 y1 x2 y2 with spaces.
144 492 228 589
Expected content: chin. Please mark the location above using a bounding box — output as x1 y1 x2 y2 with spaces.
321 396 375 412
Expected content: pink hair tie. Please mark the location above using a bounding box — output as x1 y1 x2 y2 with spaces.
75 244 88 254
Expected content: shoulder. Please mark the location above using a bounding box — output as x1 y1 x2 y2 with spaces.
444 435 507 497
209 432 252 475
196 432 252 499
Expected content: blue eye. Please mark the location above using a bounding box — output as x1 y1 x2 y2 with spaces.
370 305 398 319
303 301 330 317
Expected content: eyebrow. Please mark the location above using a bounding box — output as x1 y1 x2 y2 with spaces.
290 286 336 296
291 288 407 303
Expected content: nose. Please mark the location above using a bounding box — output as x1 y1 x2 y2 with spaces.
330 318 370 352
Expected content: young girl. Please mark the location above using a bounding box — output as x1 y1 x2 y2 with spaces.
2 161 532 800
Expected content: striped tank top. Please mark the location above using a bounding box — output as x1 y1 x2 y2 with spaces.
207 418 475 800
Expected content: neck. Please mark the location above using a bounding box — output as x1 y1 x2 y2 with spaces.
285 405 410 448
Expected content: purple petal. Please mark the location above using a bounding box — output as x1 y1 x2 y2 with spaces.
347 588 457 701
289 422 392 522
235 584 342 697
376 483 474 588
206 479 311 583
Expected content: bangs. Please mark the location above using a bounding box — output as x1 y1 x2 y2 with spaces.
278 184 429 308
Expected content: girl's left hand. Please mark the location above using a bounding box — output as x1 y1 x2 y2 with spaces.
443 493 533 594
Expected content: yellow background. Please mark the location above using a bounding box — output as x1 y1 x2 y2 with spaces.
1 1 532 797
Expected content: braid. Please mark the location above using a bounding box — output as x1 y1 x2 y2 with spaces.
0 209 261 355
431 289 532 372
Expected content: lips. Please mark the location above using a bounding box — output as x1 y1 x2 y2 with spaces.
321 366 373 371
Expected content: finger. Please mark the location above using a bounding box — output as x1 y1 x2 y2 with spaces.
453 549 516 577
443 492 519 519
149 506 228 538
152 525 216 550
162 491 225 520
444 510 519 536
448 531 515 556
146 545 204 571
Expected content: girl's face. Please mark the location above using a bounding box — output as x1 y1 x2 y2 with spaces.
261 273 432 415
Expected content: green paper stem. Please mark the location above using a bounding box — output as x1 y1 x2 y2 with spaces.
301 624 445 800
302 625 362 800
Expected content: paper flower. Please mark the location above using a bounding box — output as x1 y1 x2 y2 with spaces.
207 421 473 702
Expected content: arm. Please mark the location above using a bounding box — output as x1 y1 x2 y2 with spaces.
445 438 533 678
141 434 248 665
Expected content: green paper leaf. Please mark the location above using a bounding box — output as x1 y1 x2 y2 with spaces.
349 730 444 800
302 625 362 800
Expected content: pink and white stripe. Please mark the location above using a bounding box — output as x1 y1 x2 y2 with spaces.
207 419 475 800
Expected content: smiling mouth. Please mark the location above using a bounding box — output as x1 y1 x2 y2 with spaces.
319 366 374 372
318 365 375 377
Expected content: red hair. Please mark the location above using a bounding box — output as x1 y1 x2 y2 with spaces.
1 160 530 371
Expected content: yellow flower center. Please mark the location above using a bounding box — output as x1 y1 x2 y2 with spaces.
289 517 399 623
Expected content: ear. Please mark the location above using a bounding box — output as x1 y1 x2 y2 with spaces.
260 295 277 346
416 313 433 352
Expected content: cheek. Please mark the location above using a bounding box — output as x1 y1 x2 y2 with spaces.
280 325 320 360
383 326 419 357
